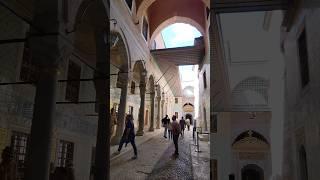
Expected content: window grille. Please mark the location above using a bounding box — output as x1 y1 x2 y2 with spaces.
11 131 29 180
56 140 74 167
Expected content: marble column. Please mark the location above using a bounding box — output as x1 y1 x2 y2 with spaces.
136 81 146 136
111 74 128 145
156 96 161 129
93 27 109 180
149 92 155 131
161 99 165 118
25 1 62 179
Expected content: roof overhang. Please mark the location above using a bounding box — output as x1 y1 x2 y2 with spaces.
150 45 204 65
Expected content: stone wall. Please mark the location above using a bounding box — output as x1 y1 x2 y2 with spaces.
282 7 320 180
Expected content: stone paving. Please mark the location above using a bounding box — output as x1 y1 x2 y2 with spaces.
110 128 203 180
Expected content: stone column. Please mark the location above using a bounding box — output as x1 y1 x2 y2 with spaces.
111 74 128 145
25 1 62 179
93 27 109 180
149 92 155 131
161 99 165 118
156 96 161 129
25 65 59 180
136 81 146 136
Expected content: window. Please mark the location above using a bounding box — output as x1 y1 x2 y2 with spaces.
57 140 74 167
125 0 133 10
11 131 29 180
175 98 178 104
142 17 149 41
203 71 207 89
128 106 134 115
131 81 136 94
65 60 81 102
20 41 37 83
298 29 310 88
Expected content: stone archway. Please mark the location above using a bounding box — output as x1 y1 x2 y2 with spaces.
72 1 110 180
110 31 130 145
241 164 264 180
149 16 205 48
132 60 147 136
135 0 209 24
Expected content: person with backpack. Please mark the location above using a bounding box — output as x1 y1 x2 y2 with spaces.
171 115 181 156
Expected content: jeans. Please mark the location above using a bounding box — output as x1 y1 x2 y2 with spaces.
118 137 137 156
173 134 179 154
164 125 168 137
168 130 173 139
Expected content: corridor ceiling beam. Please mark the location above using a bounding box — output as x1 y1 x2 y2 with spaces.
150 46 204 65
212 0 289 13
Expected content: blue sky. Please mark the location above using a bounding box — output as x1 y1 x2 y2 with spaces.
161 23 202 48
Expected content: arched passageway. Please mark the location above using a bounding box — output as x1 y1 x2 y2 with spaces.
241 164 264 180
110 31 130 145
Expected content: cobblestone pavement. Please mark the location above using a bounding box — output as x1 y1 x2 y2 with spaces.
110 130 194 180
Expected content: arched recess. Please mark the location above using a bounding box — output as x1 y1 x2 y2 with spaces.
73 0 108 61
110 22 132 70
149 16 206 48
183 103 194 112
132 60 146 83
241 164 264 180
135 0 209 23
183 86 195 97
232 76 269 110
110 31 130 88
232 130 269 151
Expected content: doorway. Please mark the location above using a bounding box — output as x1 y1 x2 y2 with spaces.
241 164 264 180
185 114 193 125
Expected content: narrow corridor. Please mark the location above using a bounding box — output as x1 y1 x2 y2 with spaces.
110 130 194 180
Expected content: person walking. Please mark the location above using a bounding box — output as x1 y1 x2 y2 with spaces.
162 115 170 138
179 117 186 137
0 146 17 180
168 120 173 140
186 117 190 131
193 119 197 139
171 115 181 155
114 114 137 159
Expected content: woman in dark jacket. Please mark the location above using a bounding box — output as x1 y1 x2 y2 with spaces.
114 114 137 159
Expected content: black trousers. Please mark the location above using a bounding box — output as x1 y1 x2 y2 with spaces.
173 134 179 154
168 130 173 139
118 137 137 156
